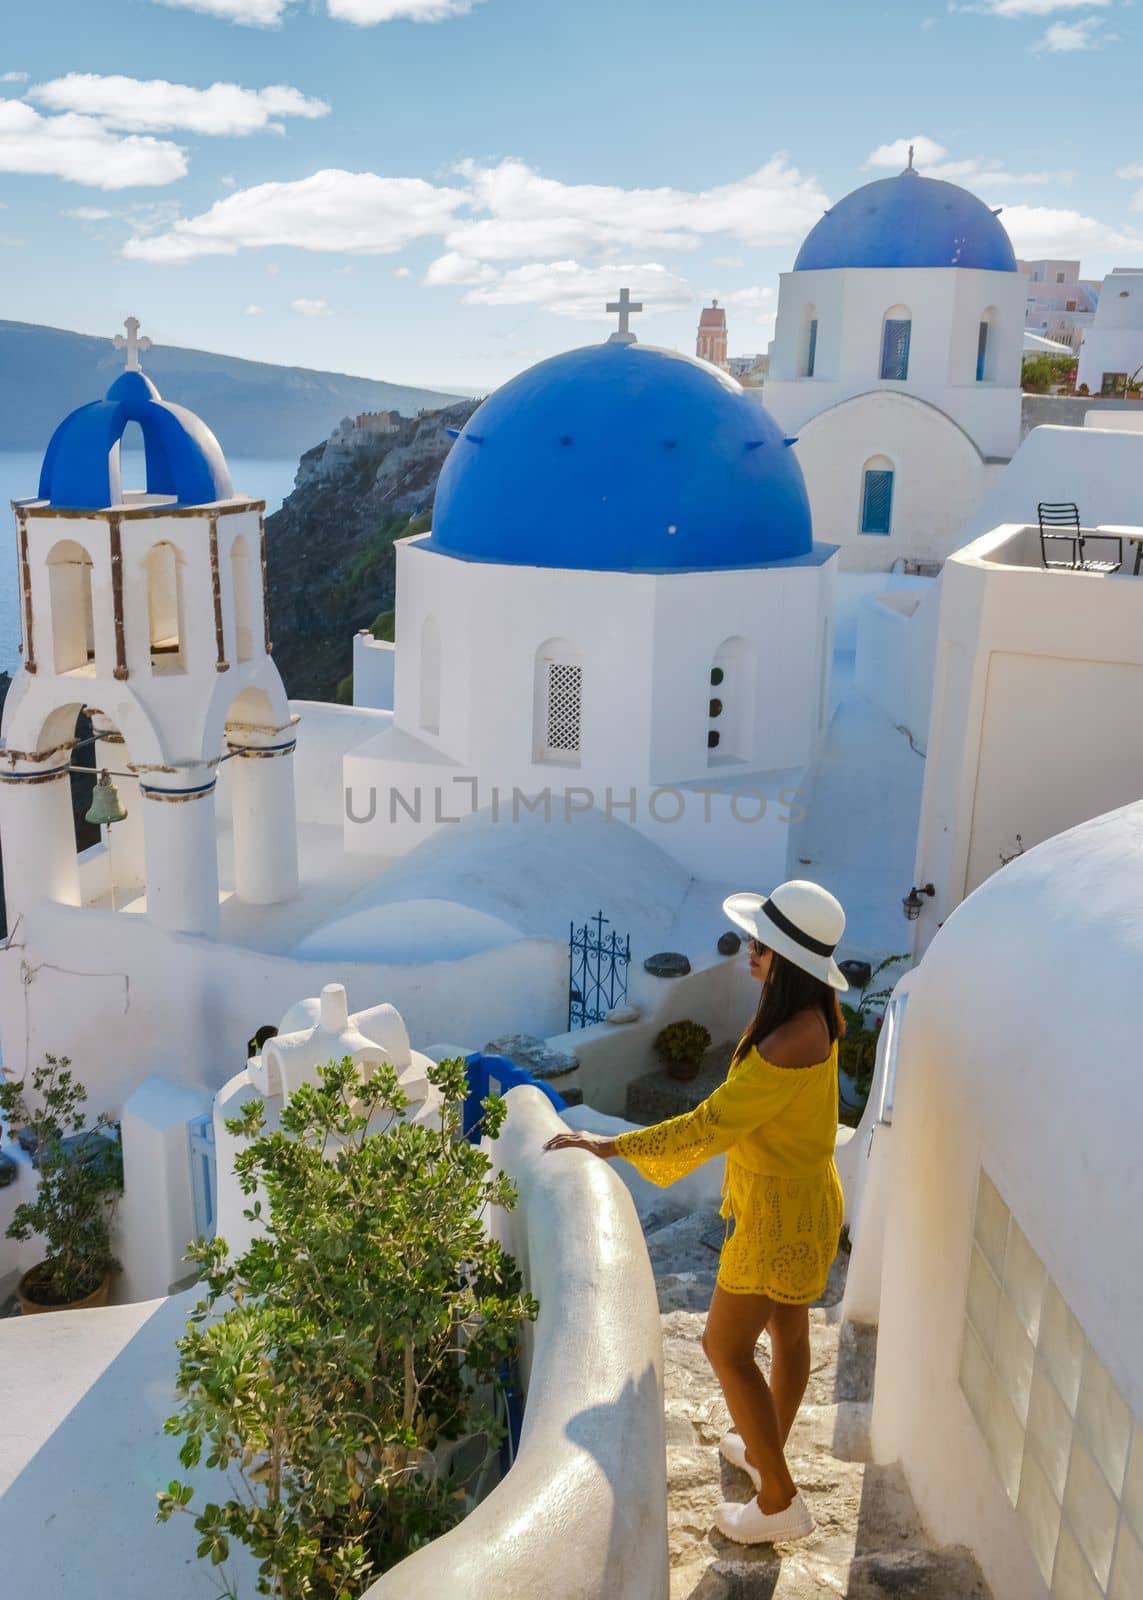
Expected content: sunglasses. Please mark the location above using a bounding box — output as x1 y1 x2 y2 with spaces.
748 937 769 957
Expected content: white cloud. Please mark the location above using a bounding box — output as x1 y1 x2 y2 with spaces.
712 254 746 268
30 74 329 136
424 250 497 286
149 0 475 21
0 102 187 189
392 265 411 277
721 286 775 309
1001 202 1143 257
447 157 829 261
1031 17 1111 48
65 206 114 220
951 0 1112 15
151 0 295 24
244 303 265 313
0 72 29 84
291 297 332 316
450 260 693 321
123 167 466 262
865 135 950 170
865 135 1070 192
327 0 476 19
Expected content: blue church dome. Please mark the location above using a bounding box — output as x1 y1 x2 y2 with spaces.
427 341 814 573
39 367 233 510
794 169 1018 274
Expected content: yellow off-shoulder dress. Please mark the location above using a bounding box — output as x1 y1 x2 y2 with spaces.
613 1042 844 1303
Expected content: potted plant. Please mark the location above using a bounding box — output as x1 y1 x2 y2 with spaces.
653 1020 712 1082
837 956 909 1126
0 1054 122 1314
158 1052 537 1598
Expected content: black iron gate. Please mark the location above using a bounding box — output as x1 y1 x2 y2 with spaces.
568 910 631 1029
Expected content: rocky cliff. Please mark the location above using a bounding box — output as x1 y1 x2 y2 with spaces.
265 400 480 702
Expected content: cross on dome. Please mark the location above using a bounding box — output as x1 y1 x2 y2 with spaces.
606 287 643 345
904 143 916 175
113 315 152 372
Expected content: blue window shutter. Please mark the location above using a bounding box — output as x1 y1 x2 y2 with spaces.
881 319 911 381
806 318 818 377
862 470 894 535
976 320 989 382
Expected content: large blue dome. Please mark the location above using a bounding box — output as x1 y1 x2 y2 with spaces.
426 341 814 573
39 368 233 510
794 170 1018 274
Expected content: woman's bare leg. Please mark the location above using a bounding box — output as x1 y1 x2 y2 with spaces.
702 1284 797 1513
767 1301 811 1447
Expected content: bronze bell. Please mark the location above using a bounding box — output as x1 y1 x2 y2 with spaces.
85 769 128 827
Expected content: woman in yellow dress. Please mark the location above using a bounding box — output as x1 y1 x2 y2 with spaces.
543 879 848 1547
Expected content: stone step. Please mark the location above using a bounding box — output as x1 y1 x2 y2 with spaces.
648 1207 992 1600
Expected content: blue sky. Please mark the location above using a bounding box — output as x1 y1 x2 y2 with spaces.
2 0 1143 394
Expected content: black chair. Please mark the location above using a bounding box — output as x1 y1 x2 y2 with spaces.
1037 503 1122 573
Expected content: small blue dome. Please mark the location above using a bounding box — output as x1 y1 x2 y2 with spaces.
794 170 1018 274
427 342 814 573
39 367 233 510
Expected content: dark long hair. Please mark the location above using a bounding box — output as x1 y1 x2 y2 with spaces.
733 948 845 1065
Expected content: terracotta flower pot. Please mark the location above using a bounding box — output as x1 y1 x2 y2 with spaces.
665 1057 702 1083
17 1263 112 1315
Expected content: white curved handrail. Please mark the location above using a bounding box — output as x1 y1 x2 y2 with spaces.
367 1084 668 1599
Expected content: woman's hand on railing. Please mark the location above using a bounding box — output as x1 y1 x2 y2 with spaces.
542 1130 617 1160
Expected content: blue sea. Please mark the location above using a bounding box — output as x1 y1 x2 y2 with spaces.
0 453 300 674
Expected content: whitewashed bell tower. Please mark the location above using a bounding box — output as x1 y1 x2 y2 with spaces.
0 318 300 938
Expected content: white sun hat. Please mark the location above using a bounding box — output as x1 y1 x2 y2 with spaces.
722 879 849 991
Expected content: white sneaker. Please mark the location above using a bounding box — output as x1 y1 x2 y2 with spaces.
714 1490 814 1546
718 1431 762 1491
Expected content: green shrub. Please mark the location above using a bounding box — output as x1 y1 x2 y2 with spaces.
0 1054 122 1304
158 1054 537 1599
653 1020 711 1072
838 955 910 1119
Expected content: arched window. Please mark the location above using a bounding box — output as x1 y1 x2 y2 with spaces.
802 304 819 378
860 455 895 536
977 308 997 383
47 540 95 674
533 638 582 765
708 636 752 765
419 615 441 734
880 306 912 381
144 540 186 672
230 535 254 663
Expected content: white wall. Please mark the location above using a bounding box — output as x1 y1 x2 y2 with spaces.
345 538 835 874
855 579 941 752
0 897 567 1117
910 519 1143 954
1077 270 1143 394
766 265 1024 461
870 801 1143 1600
955 424 1143 549
353 633 395 710
791 391 993 571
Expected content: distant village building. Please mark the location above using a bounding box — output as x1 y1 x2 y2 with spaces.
1019 258 1099 355
727 352 767 385
695 300 728 369
1076 268 1143 396
356 410 403 435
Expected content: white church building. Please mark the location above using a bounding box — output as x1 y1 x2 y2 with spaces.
344 307 838 880
765 150 1025 573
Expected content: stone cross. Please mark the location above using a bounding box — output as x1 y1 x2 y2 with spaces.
606 287 643 344
114 315 152 372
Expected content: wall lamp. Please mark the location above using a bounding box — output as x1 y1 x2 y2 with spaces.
902 883 935 922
